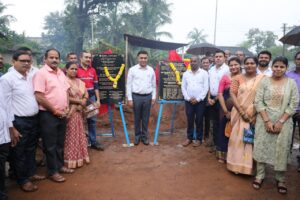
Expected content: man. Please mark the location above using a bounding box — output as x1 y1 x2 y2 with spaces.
235 50 245 73
200 57 211 141
0 85 14 199
208 50 229 151
33 48 72 183
286 51 300 172
77 51 103 150
0 53 4 77
181 56 209 147
126 50 156 145
257 50 272 76
224 50 231 64
0 51 41 192
66 52 78 63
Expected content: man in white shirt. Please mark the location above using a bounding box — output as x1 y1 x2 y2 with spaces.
181 56 209 147
208 50 229 151
1 51 41 192
257 50 272 76
0 86 14 200
126 50 156 145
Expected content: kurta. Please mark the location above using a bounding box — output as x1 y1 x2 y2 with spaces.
253 77 299 171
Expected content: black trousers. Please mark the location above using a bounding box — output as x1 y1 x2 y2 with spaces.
209 100 220 147
39 111 66 176
10 115 39 185
203 105 210 139
132 93 152 139
0 143 9 200
185 100 206 141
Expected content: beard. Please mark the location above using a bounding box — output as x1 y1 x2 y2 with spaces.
258 60 269 67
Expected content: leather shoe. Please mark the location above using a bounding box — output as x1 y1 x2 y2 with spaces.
134 137 140 145
91 142 104 151
20 181 38 192
48 173 66 183
182 139 192 147
141 137 149 145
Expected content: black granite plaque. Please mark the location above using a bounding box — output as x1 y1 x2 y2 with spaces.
92 54 125 104
159 61 186 100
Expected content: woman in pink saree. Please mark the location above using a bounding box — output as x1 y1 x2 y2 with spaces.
226 57 264 175
64 62 90 169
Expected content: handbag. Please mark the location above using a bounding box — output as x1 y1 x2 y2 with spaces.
84 103 99 118
224 121 232 137
243 125 255 144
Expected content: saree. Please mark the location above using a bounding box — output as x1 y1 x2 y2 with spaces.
64 78 90 168
226 74 264 175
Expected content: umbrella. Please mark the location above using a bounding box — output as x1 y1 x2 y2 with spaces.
279 26 300 46
186 43 221 55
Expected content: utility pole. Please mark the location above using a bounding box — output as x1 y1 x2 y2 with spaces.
282 23 287 56
213 0 218 45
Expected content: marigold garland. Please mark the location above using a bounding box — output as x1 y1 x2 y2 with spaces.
169 62 182 85
104 64 125 88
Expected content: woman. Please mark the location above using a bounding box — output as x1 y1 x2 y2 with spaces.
216 57 241 163
252 56 299 194
64 62 90 169
227 57 264 175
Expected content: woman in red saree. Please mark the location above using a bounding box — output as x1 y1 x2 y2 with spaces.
64 62 90 169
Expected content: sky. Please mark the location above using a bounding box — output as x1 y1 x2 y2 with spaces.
2 0 300 47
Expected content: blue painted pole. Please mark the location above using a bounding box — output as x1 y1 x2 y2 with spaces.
118 102 131 145
108 103 115 137
153 101 164 145
169 103 177 134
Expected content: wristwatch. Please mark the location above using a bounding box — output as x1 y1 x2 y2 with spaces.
278 119 285 124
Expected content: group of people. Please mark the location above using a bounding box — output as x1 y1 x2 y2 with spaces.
0 47 300 198
0 48 105 199
181 49 300 195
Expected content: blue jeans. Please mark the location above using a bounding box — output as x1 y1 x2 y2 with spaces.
87 95 97 145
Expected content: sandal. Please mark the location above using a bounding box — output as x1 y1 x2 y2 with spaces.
49 173 66 183
252 179 264 190
29 174 46 181
277 181 287 195
59 167 75 174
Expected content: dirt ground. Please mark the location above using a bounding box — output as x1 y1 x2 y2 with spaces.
7 126 300 200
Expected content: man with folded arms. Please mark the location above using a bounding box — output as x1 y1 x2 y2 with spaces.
182 56 209 147
1 51 42 192
33 49 72 183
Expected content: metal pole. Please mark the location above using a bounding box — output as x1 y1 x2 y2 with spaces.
282 23 287 56
213 0 218 45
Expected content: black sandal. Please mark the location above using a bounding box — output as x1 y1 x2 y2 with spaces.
277 181 287 195
252 179 263 190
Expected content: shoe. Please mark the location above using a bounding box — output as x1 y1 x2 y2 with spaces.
182 139 192 147
29 174 46 181
48 173 66 183
91 142 104 151
59 167 75 174
20 181 38 192
192 140 201 147
134 136 140 145
141 137 149 145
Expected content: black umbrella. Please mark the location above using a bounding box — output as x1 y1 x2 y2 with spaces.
186 43 221 55
279 26 300 46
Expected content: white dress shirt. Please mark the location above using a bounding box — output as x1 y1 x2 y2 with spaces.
0 68 39 117
209 63 229 97
257 67 272 77
181 68 209 101
126 64 156 100
0 86 12 145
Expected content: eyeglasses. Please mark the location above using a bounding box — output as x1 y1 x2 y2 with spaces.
17 59 31 63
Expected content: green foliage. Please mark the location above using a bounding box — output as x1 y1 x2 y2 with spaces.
187 28 208 45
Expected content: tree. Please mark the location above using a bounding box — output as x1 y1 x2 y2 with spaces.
0 1 14 34
243 28 277 54
187 28 207 45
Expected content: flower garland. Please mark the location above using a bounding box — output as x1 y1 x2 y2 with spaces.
104 64 125 88
169 62 182 85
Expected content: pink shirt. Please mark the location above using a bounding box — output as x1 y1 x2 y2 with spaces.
33 64 70 111
218 75 231 93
